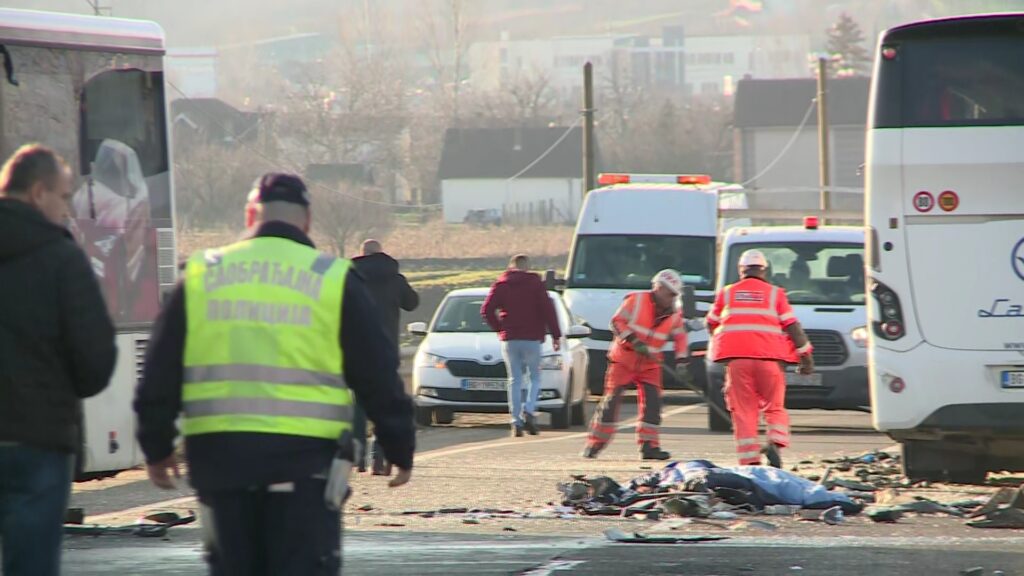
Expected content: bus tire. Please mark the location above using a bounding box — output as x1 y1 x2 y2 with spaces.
707 376 732 433
902 440 986 484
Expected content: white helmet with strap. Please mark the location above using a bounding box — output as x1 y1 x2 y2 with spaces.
651 269 684 296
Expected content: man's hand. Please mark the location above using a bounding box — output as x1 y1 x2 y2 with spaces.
552 339 562 352
674 360 694 387
632 340 650 357
388 467 412 488
146 454 181 490
798 354 815 376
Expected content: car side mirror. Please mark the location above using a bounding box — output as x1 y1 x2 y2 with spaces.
566 324 591 339
544 269 565 291
681 285 698 318
407 322 427 337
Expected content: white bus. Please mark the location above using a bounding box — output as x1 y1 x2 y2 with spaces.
0 9 178 479
865 13 1024 482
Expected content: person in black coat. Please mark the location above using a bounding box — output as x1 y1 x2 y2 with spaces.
351 239 419 471
0 144 117 576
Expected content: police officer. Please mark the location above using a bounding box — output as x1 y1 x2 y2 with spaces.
583 269 689 461
705 249 814 468
134 173 415 575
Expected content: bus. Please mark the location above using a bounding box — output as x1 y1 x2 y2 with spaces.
0 8 177 479
865 13 1024 482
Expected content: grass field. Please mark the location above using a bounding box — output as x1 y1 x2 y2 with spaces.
178 222 574 262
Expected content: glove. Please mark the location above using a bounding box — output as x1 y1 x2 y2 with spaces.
631 339 651 357
674 359 694 387
798 354 815 376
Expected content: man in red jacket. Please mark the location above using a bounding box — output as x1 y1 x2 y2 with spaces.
482 254 562 437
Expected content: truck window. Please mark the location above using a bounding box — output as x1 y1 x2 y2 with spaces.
725 242 865 305
569 235 715 291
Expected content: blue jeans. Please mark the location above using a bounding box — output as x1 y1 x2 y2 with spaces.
501 340 542 426
0 444 73 576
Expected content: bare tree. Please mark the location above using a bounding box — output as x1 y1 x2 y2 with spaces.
309 183 393 256
419 0 475 123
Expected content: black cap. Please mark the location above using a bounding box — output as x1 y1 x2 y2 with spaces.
249 173 310 206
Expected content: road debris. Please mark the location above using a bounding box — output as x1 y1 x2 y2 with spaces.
64 510 196 538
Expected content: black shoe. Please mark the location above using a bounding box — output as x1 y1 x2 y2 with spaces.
524 413 539 435
582 446 601 459
640 444 671 461
762 444 782 468
512 425 523 438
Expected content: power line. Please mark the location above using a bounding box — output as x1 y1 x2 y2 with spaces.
738 96 818 188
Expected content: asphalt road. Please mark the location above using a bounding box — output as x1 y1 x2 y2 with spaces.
44 393 1024 575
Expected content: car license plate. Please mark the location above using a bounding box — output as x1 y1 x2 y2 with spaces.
1001 371 1024 389
462 379 507 391
786 372 823 387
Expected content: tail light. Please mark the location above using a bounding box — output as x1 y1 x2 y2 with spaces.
870 279 905 340
889 377 906 393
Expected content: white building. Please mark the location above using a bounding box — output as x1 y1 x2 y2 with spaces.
436 127 586 224
166 48 218 98
683 34 812 97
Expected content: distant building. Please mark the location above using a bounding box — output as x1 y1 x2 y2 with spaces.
170 98 263 145
733 76 870 210
166 48 218 99
437 126 588 224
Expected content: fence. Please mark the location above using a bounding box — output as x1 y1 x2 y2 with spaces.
501 199 573 226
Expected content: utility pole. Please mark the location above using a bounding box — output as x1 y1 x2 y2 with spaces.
85 0 111 16
816 56 831 222
582 61 595 196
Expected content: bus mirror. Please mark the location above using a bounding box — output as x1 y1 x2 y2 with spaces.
681 285 698 318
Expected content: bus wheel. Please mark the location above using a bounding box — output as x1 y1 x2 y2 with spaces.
902 440 986 484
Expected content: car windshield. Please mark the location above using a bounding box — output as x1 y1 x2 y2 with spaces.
431 296 492 333
724 242 865 305
568 235 716 290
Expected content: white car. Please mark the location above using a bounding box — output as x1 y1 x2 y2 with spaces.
408 287 591 429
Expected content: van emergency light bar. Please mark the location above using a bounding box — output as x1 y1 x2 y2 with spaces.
597 173 713 186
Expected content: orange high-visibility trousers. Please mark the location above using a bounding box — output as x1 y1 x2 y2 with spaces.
724 358 790 465
585 361 664 450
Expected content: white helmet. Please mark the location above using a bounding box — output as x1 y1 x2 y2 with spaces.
738 249 768 268
652 269 684 295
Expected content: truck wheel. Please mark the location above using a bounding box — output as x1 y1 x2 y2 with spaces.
707 377 732 433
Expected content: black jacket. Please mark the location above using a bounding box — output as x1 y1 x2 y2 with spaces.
134 221 415 493
0 198 117 452
351 252 419 346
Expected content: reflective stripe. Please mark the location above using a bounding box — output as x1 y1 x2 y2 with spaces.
722 307 779 318
779 312 796 322
717 324 784 335
311 253 337 275
737 450 761 460
766 424 788 432
796 343 812 355
184 397 352 421
184 364 348 389
769 285 779 312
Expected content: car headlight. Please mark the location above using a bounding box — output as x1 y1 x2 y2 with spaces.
418 387 440 398
850 326 868 348
540 355 563 370
538 390 559 400
415 352 447 369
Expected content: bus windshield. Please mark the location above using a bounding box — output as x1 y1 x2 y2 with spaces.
874 28 1024 128
568 235 716 291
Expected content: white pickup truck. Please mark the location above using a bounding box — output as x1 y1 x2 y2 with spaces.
705 218 868 431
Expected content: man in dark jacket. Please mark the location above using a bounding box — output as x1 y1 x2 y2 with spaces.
352 239 419 471
0 144 117 576
134 173 415 575
482 254 562 437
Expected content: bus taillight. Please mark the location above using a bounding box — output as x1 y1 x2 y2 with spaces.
871 280 906 340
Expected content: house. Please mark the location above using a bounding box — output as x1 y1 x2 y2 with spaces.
733 76 870 211
437 126 587 224
170 98 263 145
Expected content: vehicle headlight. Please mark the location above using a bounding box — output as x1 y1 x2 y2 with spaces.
540 355 564 370
415 352 447 369
850 326 868 348
418 387 440 398
538 390 559 400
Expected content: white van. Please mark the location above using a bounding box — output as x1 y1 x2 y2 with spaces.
704 218 868 430
554 173 745 395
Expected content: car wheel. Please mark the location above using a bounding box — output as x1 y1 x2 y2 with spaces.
414 406 433 427
434 408 455 425
707 376 732 433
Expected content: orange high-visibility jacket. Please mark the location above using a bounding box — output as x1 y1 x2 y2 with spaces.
608 291 688 366
706 277 811 363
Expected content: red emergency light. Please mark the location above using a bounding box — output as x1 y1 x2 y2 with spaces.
596 173 713 186
804 216 819 229
597 173 632 185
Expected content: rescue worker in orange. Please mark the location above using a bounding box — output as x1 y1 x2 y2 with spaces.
706 249 814 468
583 269 689 461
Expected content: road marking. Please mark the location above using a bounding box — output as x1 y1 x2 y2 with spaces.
520 559 588 575
417 404 703 463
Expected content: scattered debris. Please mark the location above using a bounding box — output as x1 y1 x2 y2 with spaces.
356 504 374 512
462 518 480 525
730 520 778 532
796 506 843 525
960 568 984 576
866 507 905 523
375 522 406 528
64 510 196 538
